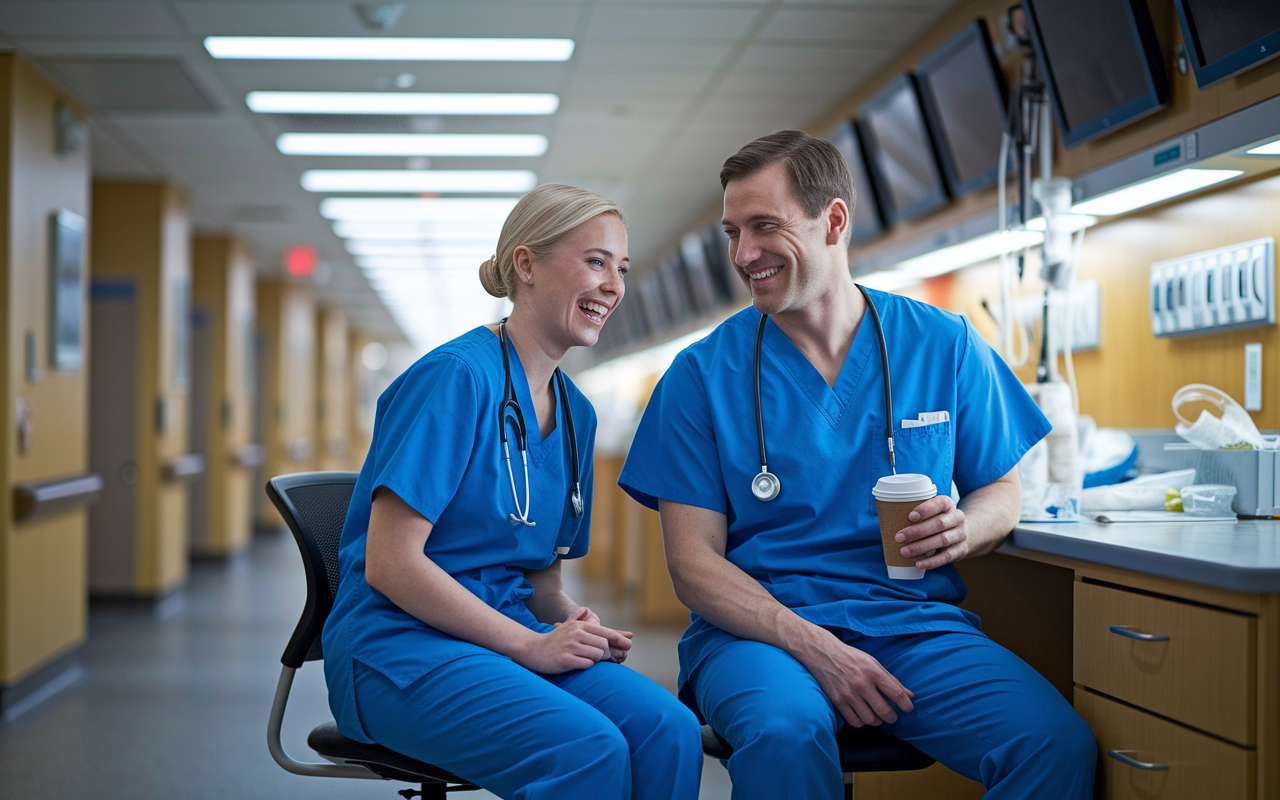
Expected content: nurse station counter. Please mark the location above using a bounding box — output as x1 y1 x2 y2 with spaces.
952 518 1280 800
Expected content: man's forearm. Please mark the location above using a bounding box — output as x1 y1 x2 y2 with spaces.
660 501 838 663
956 472 1022 557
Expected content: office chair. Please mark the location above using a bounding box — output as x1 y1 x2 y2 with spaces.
265 471 480 799
699 712 935 799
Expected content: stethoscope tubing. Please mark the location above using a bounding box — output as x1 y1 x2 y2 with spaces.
751 284 896 502
498 319 583 526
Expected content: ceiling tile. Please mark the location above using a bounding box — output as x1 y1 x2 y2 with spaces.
736 41 892 71
0 2 182 37
567 67 713 100
575 39 733 69
43 58 216 111
758 8 936 44
173 1 583 38
586 6 762 40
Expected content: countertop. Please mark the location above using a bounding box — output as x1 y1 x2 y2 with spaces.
1004 519 1280 593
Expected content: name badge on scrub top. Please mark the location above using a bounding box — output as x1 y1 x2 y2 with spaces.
901 410 950 428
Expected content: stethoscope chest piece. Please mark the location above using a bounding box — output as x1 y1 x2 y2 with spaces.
752 470 781 502
570 485 584 517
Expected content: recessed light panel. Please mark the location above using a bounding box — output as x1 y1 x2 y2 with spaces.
301 170 536 193
1071 168 1243 215
278 133 548 157
204 37 574 61
320 197 519 221
248 91 559 115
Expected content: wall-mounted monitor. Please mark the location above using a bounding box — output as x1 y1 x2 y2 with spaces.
915 20 1009 196
1022 0 1169 149
827 120 886 243
1173 0 1280 89
679 231 720 314
858 75 949 224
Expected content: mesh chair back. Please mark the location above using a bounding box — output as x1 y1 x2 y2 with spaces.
266 472 359 669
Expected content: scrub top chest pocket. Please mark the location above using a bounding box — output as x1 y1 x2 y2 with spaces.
893 419 954 498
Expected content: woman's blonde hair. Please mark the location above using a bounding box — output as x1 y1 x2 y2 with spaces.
479 184 625 298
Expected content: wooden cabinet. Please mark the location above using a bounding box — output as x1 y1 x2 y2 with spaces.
1076 688 1255 800
1074 581 1256 745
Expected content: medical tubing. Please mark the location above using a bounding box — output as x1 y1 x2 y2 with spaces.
554 368 581 504
1063 224 1086 415
998 129 1012 360
753 314 770 473
857 284 896 473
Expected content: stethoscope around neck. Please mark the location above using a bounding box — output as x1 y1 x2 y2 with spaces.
751 284 896 502
498 318 584 527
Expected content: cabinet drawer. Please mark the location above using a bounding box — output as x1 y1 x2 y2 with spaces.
1074 581 1255 744
1075 689 1254 800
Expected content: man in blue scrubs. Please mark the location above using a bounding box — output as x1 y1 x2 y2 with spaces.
619 131 1096 799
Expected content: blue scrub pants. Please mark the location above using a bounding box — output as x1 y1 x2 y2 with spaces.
693 631 1096 800
353 656 702 800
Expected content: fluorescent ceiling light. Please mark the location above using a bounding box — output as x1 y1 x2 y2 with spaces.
854 271 924 293
248 91 558 116
1071 168 1243 216
347 241 493 257
896 230 1045 280
278 133 548 157
1023 214 1098 233
334 221 500 240
204 37 575 61
302 169 536 193
358 256 483 271
320 197 519 221
1246 140 1280 156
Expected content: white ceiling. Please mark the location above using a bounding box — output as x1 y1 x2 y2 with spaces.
0 0 960 349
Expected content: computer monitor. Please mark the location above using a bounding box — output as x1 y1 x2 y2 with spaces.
827 120 886 243
915 20 1009 196
1022 0 1169 148
858 75 950 224
1173 0 1280 88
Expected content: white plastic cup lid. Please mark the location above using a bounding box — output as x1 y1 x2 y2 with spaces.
872 473 937 502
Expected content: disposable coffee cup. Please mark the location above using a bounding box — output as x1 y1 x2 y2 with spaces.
872 474 938 580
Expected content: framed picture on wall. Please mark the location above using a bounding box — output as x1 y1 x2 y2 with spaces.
49 209 86 372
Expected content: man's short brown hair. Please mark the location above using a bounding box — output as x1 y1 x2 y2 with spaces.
720 130 855 223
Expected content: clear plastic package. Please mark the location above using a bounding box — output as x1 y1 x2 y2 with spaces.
1180 484 1238 516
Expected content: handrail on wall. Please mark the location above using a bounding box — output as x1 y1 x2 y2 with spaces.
12 473 104 522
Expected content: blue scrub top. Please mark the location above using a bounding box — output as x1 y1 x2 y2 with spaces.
618 288 1050 696
323 326 596 742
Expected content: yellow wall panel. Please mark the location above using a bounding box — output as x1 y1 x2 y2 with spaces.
88 182 191 597
0 55 92 685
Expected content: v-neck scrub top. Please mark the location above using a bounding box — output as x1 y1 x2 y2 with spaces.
323 326 595 743
618 288 1050 697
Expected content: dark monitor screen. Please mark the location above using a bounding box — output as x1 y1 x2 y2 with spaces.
1175 0 1280 87
827 120 885 243
915 20 1008 196
1023 0 1169 148
858 75 949 224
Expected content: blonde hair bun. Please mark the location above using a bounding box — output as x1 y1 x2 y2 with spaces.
478 255 507 298
479 184 625 299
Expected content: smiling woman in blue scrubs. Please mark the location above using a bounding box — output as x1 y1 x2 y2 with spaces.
322 184 703 800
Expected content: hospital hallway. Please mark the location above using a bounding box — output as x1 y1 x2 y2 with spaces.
0 527 733 800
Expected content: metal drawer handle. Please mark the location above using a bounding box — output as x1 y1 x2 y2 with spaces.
1109 625 1170 642
1108 750 1169 771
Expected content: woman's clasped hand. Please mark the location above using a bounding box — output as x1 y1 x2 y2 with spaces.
521 606 633 673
